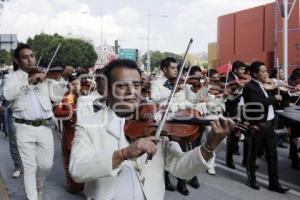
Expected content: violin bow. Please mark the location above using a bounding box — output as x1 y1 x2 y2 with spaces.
145 38 193 163
36 56 42 67
224 61 231 92
183 63 192 85
87 73 96 95
294 95 300 105
276 57 280 95
44 43 62 74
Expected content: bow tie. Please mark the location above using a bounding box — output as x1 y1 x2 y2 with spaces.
163 80 174 90
93 97 106 112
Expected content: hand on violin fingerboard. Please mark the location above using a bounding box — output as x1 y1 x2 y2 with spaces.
28 73 46 85
206 117 235 151
61 66 75 80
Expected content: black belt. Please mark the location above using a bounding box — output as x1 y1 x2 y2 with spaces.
15 118 51 127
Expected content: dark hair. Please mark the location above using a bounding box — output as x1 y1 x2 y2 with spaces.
245 65 250 74
103 59 141 87
270 67 283 78
208 69 218 78
68 73 78 82
160 57 177 70
232 60 246 72
250 61 265 77
95 67 106 81
14 43 32 59
189 66 202 76
13 61 19 71
289 68 300 83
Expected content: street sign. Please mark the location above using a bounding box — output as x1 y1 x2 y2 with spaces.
119 48 138 61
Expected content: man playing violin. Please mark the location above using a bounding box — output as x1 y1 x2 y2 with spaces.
76 68 106 124
225 60 246 169
3 43 73 200
242 61 289 193
150 57 193 194
69 59 235 200
53 73 84 193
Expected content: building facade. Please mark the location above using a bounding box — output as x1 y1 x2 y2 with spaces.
218 0 300 73
0 34 18 50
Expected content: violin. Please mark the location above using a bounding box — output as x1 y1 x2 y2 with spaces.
169 75 206 93
208 80 241 96
124 103 259 143
125 103 203 143
263 78 298 93
185 75 206 93
27 67 66 85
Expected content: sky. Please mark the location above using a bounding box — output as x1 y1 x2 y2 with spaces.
0 0 275 54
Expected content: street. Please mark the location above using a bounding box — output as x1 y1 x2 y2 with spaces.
0 131 299 200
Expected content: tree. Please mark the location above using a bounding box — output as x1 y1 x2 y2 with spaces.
27 33 97 68
54 38 97 68
141 51 181 72
0 49 12 66
27 33 63 66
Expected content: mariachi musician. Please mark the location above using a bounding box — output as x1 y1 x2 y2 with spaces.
150 57 194 195
53 72 84 192
3 43 73 200
69 58 235 200
286 68 300 170
243 61 289 193
224 60 247 169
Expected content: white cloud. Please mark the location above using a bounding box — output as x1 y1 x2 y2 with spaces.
0 0 275 54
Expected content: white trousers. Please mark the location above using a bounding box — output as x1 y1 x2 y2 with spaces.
15 123 54 200
203 126 216 170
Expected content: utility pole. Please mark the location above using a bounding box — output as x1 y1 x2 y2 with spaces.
283 0 288 81
146 11 167 73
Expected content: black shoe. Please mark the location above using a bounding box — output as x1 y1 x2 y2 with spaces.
242 160 247 167
292 164 300 170
278 144 288 148
233 151 240 156
269 185 289 193
189 176 200 189
165 176 175 191
247 181 260 190
226 161 236 169
177 181 189 196
242 162 259 169
165 181 176 191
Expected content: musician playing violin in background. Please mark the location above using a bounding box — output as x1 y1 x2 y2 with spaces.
53 73 84 193
2 43 73 200
242 61 289 193
69 59 236 200
285 68 300 170
150 57 193 194
225 60 247 169
185 67 228 176
76 68 106 124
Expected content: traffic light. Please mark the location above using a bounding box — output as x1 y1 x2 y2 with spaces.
114 40 119 54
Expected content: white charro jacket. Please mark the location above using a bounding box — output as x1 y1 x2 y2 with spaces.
150 77 193 111
69 106 214 200
3 69 67 113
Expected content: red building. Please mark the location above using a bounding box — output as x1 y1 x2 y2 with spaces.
217 0 300 73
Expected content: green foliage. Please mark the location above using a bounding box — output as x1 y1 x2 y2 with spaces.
141 51 182 72
27 33 97 68
0 49 12 66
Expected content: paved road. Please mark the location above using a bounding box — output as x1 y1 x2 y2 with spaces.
0 131 299 200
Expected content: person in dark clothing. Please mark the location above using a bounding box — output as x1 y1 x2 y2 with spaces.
225 60 246 169
242 61 289 193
